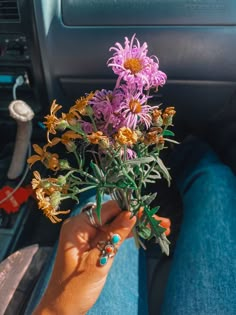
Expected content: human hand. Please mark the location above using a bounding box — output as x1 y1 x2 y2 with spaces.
33 200 136 315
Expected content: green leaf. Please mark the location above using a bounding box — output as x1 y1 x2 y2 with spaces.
120 167 138 190
95 190 103 223
137 226 152 239
146 174 162 180
150 219 166 236
156 234 171 256
163 138 180 145
163 129 175 137
155 155 171 186
143 165 161 181
148 205 160 216
71 195 79 203
124 156 155 165
141 193 157 206
116 179 137 190
134 165 141 175
143 205 166 240
90 161 104 181
145 179 156 183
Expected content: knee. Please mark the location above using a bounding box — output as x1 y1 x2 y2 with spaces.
178 162 236 197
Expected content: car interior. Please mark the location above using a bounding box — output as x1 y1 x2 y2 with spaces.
0 0 236 314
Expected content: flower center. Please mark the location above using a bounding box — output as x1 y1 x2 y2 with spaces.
124 58 142 74
129 100 142 114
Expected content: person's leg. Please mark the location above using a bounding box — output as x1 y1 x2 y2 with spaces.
25 191 148 315
88 239 148 315
161 138 236 315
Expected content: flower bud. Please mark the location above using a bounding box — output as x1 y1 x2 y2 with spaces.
50 191 61 209
41 181 51 189
65 141 77 152
152 109 163 127
56 119 69 131
156 136 165 150
59 159 71 169
135 130 144 142
57 175 67 186
162 107 176 126
99 138 110 149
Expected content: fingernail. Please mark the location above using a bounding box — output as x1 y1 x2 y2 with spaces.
121 212 136 228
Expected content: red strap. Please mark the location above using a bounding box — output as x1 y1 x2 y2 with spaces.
0 186 33 214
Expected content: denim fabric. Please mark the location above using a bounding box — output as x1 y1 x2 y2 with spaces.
161 142 236 315
25 191 148 315
87 240 148 315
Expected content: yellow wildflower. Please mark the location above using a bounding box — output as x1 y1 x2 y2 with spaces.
35 188 70 223
71 91 94 116
31 171 42 189
27 143 60 171
115 127 138 146
46 153 60 171
27 144 49 167
61 112 78 126
61 130 82 143
44 100 62 142
87 131 109 145
49 130 82 152
144 130 159 145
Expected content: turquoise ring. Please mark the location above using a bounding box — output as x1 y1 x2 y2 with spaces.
97 233 121 266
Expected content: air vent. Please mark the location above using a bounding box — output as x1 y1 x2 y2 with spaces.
0 0 20 22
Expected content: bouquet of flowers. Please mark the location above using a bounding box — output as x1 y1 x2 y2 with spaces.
28 35 176 255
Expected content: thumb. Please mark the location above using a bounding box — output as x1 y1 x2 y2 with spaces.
107 210 137 241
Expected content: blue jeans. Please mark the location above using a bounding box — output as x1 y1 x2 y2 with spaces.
26 138 236 314
161 139 236 315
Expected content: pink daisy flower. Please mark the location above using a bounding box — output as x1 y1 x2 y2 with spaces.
107 34 167 91
89 89 125 135
89 89 113 121
119 86 153 130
